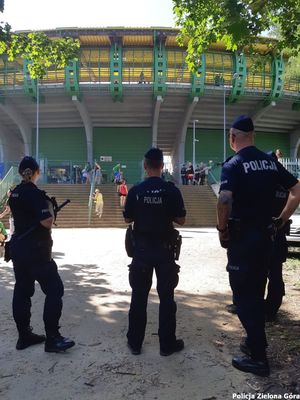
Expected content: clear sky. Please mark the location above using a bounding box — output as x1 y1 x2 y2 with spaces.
2 0 176 31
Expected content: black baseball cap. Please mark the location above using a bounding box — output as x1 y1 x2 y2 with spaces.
144 147 163 161
18 156 39 174
231 115 254 132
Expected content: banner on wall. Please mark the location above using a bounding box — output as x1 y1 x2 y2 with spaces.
100 156 112 162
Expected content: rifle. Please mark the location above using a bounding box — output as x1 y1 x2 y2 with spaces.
4 198 71 262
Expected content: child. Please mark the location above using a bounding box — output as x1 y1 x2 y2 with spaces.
93 189 104 218
118 180 128 208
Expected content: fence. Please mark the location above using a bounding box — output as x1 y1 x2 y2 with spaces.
280 158 300 179
0 166 19 209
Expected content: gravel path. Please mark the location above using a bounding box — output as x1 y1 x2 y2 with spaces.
0 228 260 400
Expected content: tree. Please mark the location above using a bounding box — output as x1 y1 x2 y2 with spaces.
173 0 300 71
285 54 300 79
0 21 80 79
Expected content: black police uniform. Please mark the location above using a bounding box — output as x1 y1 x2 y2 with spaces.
124 176 186 353
9 181 64 339
265 182 289 319
220 146 298 362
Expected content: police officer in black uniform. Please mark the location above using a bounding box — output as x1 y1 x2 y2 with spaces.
9 156 75 352
217 116 300 377
263 151 290 321
226 151 290 320
123 148 186 356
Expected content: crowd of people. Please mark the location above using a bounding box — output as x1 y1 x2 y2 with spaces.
72 161 102 184
180 161 210 185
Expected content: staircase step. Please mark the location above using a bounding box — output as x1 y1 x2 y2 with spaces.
1 184 217 229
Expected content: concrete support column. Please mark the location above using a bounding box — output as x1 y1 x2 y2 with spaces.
251 101 275 124
152 96 163 147
0 103 32 155
0 126 24 162
172 97 199 182
72 96 93 163
290 130 300 158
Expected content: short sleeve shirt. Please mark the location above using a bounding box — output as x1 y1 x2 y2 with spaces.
219 146 298 223
9 182 52 239
124 177 186 235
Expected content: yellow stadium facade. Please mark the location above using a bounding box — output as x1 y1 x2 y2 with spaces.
0 27 299 183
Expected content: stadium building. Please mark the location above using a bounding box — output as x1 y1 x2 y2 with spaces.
0 27 299 184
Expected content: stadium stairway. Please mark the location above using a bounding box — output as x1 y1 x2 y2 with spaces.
3 184 217 229
179 185 217 227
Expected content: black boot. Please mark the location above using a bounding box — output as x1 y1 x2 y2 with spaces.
239 337 251 357
45 333 75 353
127 341 141 355
160 339 184 356
16 327 46 350
232 355 270 377
226 304 237 314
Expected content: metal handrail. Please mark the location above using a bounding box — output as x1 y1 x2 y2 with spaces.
0 166 19 209
279 158 300 178
88 170 96 226
207 164 222 185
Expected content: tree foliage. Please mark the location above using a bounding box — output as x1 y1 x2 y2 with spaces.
0 21 80 79
285 55 300 79
173 0 300 71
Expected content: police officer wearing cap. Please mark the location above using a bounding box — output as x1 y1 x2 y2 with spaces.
123 147 186 356
8 156 75 352
217 116 300 377
226 150 290 320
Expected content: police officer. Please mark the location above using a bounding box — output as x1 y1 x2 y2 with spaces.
9 156 75 352
217 116 300 377
226 151 289 320
264 151 289 320
123 147 186 356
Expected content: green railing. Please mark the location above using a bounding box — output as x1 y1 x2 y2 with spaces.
0 166 19 209
207 164 222 185
1 49 300 98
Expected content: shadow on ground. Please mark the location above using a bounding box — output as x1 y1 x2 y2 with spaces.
0 260 299 398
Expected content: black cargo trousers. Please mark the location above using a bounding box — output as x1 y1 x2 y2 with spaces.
265 231 287 316
127 235 180 350
10 234 64 336
227 226 272 360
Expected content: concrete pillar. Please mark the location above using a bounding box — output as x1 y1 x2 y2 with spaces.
72 96 93 163
0 103 32 155
251 101 276 124
290 130 300 158
152 96 163 147
0 126 24 162
172 97 199 182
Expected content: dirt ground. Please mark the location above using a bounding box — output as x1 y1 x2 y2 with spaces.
0 228 299 400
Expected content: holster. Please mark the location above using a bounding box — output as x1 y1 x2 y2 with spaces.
4 241 11 262
125 224 135 258
170 229 182 260
229 217 278 242
282 219 291 236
